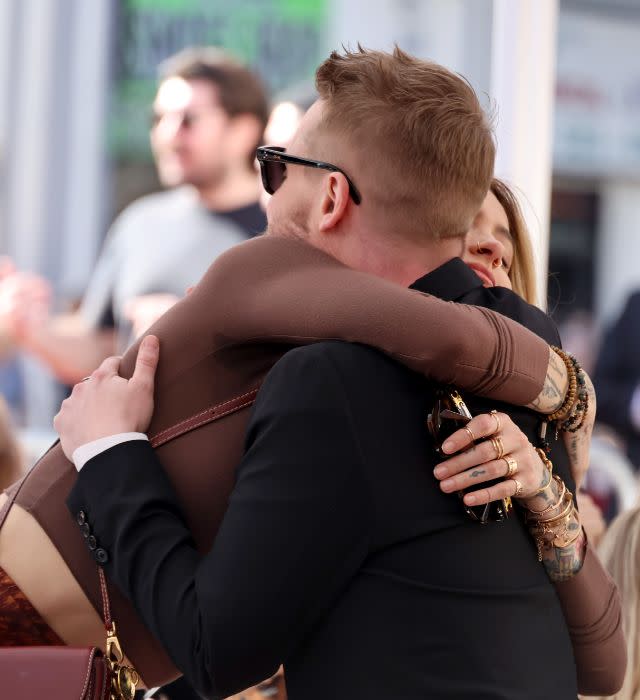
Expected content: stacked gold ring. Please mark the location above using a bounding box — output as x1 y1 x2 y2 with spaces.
489 409 501 434
502 456 518 478
490 435 505 460
464 425 476 443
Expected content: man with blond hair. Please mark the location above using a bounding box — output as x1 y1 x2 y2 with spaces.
54 48 621 699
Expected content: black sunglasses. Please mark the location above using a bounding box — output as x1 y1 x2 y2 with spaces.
256 146 362 205
427 388 512 525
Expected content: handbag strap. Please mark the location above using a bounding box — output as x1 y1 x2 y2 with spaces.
0 462 113 632
149 386 259 448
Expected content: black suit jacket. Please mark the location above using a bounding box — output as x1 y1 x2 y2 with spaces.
68 259 577 700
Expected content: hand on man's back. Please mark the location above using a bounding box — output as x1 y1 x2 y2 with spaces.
54 335 160 460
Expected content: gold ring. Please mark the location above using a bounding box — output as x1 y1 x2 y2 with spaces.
489 409 501 434
464 425 476 443
511 478 524 498
502 455 518 478
490 435 505 460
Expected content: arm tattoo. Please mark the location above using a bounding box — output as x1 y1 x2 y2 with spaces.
542 529 586 582
528 349 568 413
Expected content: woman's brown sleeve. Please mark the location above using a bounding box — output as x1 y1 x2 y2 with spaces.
207 235 549 405
553 546 626 696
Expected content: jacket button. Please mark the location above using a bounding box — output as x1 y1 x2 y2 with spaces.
80 522 91 538
76 510 86 526
87 535 97 551
95 548 109 565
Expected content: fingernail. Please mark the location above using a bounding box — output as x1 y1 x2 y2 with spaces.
441 439 454 453
434 466 447 479
441 479 454 492
465 494 477 505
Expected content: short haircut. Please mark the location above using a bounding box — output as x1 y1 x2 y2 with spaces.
159 46 270 156
490 178 537 305
315 46 495 240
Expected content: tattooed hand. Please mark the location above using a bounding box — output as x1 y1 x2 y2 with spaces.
434 411 550 507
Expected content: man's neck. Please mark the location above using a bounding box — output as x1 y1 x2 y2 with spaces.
347 233 466 288
195 170 261 212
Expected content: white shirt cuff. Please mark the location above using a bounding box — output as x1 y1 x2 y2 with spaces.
631 385 640 432
72 433 149 471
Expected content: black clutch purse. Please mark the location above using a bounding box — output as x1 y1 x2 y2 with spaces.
427 388 512 524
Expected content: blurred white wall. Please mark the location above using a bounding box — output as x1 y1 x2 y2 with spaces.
555 3 640 326
0 0 112 428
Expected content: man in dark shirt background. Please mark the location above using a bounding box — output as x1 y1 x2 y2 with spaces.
0 47 268 386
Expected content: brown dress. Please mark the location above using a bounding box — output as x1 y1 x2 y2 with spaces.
0 566 63 645
0 236 624 694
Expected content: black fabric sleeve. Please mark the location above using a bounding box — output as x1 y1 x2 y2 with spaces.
67 346 371 698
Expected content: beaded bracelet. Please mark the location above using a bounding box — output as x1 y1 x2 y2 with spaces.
558 352 589 433
548 347 578 423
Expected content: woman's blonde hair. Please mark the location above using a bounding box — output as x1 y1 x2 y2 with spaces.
595 506 640 700
489 178 537 305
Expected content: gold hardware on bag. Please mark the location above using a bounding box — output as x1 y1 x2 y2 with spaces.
106 621 140 700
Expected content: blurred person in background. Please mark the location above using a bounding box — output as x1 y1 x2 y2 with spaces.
0 47 269 386
593 506 640 700
0 45 268 700
593 290 640 471
0 396 24 491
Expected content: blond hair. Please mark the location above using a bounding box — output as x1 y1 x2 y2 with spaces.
315 46 495 241
594 506 640 700
490 178 537 305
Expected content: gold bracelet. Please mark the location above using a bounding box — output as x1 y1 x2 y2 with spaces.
528 492 574 541
526 448 554 498
526 476 566 517
536 490 574 526
531 513 582 561
530 503 578 561
551 513 583 549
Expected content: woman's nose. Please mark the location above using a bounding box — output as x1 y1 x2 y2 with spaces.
474 236 505 268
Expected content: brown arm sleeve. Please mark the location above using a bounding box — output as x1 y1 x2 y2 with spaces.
206 235 549 405
553 546 626 696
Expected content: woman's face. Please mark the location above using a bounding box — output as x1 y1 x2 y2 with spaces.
462 191 514 289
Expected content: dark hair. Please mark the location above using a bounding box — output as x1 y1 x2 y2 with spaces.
159 47 270 160
315 46 495 240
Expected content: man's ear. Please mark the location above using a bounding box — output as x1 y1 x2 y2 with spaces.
318 173 350 232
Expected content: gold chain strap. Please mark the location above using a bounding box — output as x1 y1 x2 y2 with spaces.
105 621 140 700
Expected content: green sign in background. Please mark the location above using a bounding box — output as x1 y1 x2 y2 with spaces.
110 0 327 158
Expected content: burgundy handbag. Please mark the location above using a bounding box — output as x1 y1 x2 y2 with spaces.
0 472 139 700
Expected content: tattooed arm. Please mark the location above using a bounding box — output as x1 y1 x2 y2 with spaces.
526 347 569 414
520 478 586 582
561 371 596 490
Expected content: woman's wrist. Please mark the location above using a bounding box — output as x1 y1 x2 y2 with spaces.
541 521 587 582
520 474 564 516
